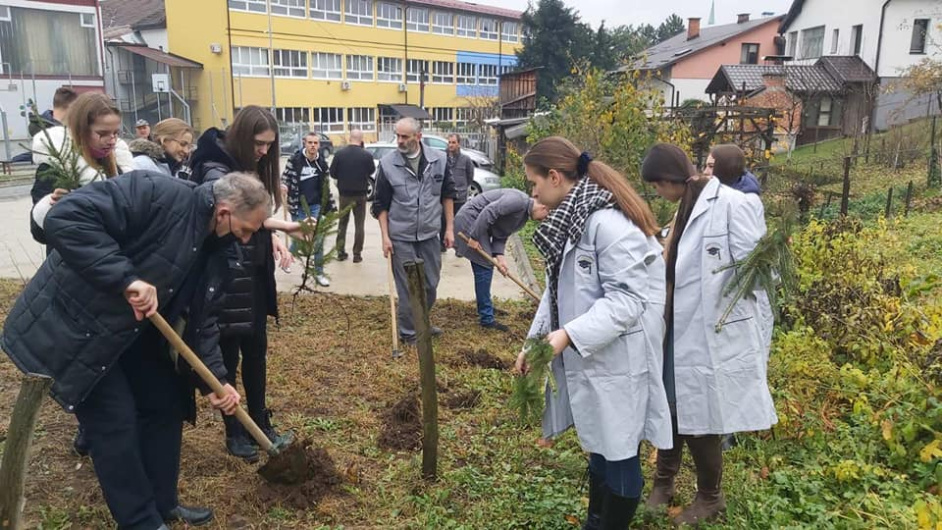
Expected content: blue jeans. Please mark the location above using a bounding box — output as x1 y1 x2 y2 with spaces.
589 453 643 498
471 261 495 325
292 204 324 275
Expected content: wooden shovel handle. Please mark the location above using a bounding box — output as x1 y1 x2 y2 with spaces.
387 256 399 351
148 313 275 453
458 232 541 302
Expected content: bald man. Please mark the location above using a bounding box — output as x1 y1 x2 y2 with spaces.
330 129 376 262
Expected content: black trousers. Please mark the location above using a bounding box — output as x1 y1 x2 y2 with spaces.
74 337 185 530
220 327 268 416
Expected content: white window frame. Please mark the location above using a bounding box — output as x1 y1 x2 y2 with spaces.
455 107 473 126
831 28 840 54
501 21 518 43
432 61 454 84
80 12 96 28
228 0 267 13
479 18 498 40
431 11 454 35
500 63 514 76
456 14 476 38
311 52 342 79
0 6 10 22
406 59 429 83
817 97 833 127
347 107 376 132
276 107 311 126
273 49 308 78
345 0 374 26
407 7 429 32
377 57 403 83
271 0 306 18
911 19 930 54
314 107 345 133
456 62 475 84
787 31 798 57
231 46 270 77
310 0 341 22
477 63 497 85
799 25 825 60
376 2 402 29
346 55 374 81
431 107 454 124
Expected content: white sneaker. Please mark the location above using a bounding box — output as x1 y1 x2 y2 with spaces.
316 275 330 287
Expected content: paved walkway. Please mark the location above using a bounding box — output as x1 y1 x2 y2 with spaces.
0 183 525 302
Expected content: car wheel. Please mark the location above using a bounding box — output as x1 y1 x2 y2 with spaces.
468 182 482 198
367 176 376 201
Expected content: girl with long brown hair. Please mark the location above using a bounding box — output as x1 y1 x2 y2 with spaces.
516 136 672 529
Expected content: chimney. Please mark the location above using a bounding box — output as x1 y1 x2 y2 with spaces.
737 13 750 23
687 17 701 40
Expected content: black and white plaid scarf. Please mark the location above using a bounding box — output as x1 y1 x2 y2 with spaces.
532 177 615 329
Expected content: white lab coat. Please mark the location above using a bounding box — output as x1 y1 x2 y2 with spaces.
672 177 777 435
528 208 673 461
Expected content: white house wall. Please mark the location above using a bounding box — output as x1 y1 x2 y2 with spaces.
879 0 942 77
672 78 712 104
783 0 884 66
139 28 170 52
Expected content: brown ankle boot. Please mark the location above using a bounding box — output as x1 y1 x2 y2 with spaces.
674 435 726 526
646 437 683 509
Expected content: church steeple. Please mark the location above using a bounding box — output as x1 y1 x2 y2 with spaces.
708 0 716 25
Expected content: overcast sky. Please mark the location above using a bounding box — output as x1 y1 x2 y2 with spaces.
490 0 794 28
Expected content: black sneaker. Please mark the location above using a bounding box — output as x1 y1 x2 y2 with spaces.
226 432 259 463
353 254 363 263
164 505 214 527
251 409 294 448
481 321 510 332
337 252 349 262
72 425 90 457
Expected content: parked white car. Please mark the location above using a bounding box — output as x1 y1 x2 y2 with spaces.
420 134 494 170
364 142 501 200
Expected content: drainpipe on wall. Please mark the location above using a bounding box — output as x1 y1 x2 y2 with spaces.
871 0 892 131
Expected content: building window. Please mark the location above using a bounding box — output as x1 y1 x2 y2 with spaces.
406 7 429 32
376 2 402 29
406 59 429 83
740 43 759 64
851 24 862 56
456 14 476 38
431 107 454 124
455 107 474 126
817 97 833 127
314 107 345 133
273 49 308 77
311 52 342 79
432 61 454 84
346 55 374 80
348 107 376 132
500 63 514 75
276 107 310 125
0 6 99 76
787 31 798 57
477 64 498 85
231 46 270 77
799 26 825 59
377 57 403 82
830 28 839 54
479 18 498 40
456 62 476 84
271 0 305 17
501 21 519 43
310 0 341 21
228 0 266 13
432 11 454 35
345 0 373 26
911 18 929 54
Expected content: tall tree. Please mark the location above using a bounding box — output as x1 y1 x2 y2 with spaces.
656 14 685 42
516 0 592 104
591 22 617 72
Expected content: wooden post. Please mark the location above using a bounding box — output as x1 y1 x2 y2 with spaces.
403 259 438 480
905 181 914 217
840 156 852 217
0 373 53 530
885 186 894 219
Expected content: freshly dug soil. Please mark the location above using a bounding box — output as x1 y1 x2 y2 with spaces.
444 390 482 410
377 393 422 451
254 443 342 510
457 348 509 370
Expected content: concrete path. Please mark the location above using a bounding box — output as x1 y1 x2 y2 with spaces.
0 183 525 302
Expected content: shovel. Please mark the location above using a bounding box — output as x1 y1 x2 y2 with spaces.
149 313 311 484
457 232 541 302
387 256 403 359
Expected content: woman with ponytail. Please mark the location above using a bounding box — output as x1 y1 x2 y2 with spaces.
641 144 776 526
516 136 672 530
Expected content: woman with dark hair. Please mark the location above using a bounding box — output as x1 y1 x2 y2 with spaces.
641 143 777 526
516 136 672 529
189 105 295 462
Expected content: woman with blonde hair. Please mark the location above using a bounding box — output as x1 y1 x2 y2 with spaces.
517 136 672 529
130 117 194 178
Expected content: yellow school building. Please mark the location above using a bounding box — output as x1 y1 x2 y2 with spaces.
163 0 523 142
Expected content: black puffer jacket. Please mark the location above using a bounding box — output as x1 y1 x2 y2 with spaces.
189 128 278 337
1 172 232 412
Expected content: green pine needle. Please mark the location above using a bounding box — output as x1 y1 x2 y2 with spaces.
509 337 555 425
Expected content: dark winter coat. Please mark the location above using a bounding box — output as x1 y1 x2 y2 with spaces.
189 128 278 337
1 171 232 412
282 149 329 217
129 138 190 179
28 109 60 137
329 144 375 197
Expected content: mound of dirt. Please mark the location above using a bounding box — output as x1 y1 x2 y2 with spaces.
254 442 342 510
378 394 422 451
444 390 482 410
457 348 509 370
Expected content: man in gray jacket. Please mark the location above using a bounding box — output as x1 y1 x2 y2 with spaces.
455 188 547 331
372 118 457 345
442 133 474 252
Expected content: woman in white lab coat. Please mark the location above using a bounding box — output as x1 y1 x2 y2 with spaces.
641 143 777 526
517 136 672 530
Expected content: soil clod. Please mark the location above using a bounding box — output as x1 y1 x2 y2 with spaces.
378 394 422 451
444 390 482 410
254 441 342 509
458 348 509 370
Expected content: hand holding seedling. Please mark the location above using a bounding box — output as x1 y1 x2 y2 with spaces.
125 280 157 321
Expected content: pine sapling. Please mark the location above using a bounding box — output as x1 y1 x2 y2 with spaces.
510 337 556 425
292 174 354 295
20 99 88 191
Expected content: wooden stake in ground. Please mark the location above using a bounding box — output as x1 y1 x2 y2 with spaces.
0 373 53 530
387 256 402 359
403 259 438 480
457 232 541 302
840 156 852 217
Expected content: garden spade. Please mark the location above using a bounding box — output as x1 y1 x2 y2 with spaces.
387 256 403 359
457 232 541 302
148 313 311 485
